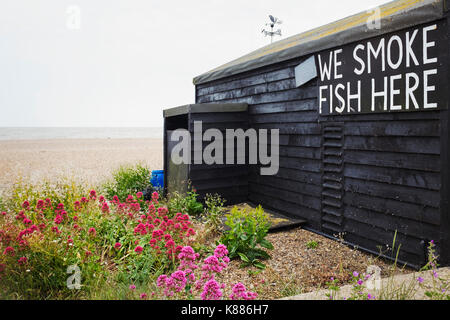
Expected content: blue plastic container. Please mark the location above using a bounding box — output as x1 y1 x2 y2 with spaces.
150 170 164 189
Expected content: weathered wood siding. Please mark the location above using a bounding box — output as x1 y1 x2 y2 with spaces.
195 50 444 267
188 112 249 204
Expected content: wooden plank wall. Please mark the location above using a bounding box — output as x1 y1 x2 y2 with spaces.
196 58 323 230
333 112 441 265
188 112 249 205
195 58 442 267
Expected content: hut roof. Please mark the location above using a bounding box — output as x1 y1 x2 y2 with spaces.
193 0 444 85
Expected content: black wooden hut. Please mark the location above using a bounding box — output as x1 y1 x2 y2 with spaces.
165 0 450 268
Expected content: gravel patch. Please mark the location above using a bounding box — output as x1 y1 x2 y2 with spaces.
205 227 413 300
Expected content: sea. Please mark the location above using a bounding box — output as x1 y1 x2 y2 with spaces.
0 127 163 140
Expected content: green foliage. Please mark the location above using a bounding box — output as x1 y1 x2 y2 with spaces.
219 205 273 269
102 164 151 202
6 178 87 216
325 278 341 300
0 180 103 299
0 195 4 212
168 190 203 217
280 278 303 298
0 176 197 299
306 240 319 250
203 193 226 233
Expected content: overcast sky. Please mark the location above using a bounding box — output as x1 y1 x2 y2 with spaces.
0 0 388 127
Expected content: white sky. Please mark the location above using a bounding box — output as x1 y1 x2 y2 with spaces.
0 0 388 127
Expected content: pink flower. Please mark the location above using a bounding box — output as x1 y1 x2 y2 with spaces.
140 293 148 299
170 270 187 293
152 192 159 201
101 202 110 213
201 279 223 300
85 250 92 256
51 226 61 234
36 199 45 209
88 227 96 236
114 242 122 249
229 283 257 300
134 246 143 254
157 275 167 288
157 271 188 297
22 201 30 209
3 246 15 256
164 234 172 241
165 240 175 248
54 215 63 224
177 246 200 270
1 211 6 216
136 192 143 199
134 223 148 235
18 257 28 265
129 284 136 290
89 190 97 199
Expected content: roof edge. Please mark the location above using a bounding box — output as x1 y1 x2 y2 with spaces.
163 103 248 118
193 0 444 85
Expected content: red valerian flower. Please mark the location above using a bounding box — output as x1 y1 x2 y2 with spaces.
54 215 63 224
51 226 61 234
134 246 144 254
3 247 15 256
88 227 96 236
36 199 45 209
101 202 110 214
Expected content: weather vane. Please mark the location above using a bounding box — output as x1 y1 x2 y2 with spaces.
262 15 282 43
